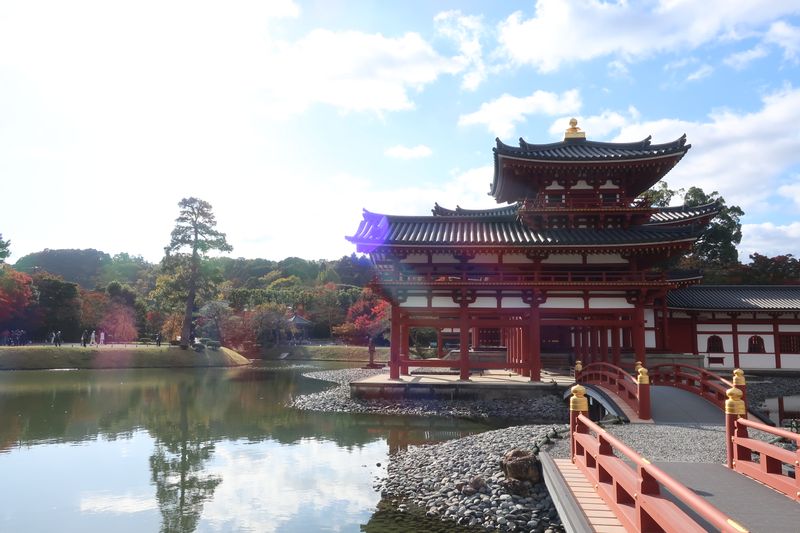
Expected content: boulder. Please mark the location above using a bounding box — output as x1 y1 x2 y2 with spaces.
500 449 541 484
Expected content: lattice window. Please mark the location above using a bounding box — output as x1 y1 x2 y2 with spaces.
779 334 800 354
706 335 724 353
747 335 766 354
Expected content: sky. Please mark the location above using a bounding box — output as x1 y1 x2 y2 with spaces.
2 0 800 264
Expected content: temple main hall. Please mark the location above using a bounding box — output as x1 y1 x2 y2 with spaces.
347 120 800 380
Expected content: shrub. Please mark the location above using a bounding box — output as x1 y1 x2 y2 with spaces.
139 337 152 345
192 342 205 352
206 340 221 351
169 340 180 346
197 337 213 345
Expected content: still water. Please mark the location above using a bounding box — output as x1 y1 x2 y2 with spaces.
0 362 495 533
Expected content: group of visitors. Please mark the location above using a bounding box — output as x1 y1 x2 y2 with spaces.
48 330 63 346
1 329 27 346
80 329 106 347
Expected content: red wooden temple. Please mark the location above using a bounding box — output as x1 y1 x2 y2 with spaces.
346 119 799 380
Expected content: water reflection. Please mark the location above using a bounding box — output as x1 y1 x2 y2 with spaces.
0 364 493 532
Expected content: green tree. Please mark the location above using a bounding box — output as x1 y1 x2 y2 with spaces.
741 253 800 284
683 187 744 268
0 234 10 263
165 198 232 349
641 181 683 207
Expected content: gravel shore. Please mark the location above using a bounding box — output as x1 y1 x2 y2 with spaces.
289 368 568 422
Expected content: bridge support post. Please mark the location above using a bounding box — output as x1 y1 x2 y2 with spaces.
733 369 747 413
637 367 651 420
569 384 589 461
725 386 746 469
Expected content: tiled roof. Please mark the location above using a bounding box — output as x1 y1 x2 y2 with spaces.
431 203 521 217
667 286 800 310
494 135 690 161
647 202 719 225
347 211 702 248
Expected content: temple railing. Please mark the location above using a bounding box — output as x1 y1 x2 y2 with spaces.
391 270 670 285
522 196 652 210
649 364 742 411
569 386 749 532
575 361 651 419
725 388 800 501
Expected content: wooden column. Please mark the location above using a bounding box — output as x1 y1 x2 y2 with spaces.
389 304 400 379
459 304 470 381
521 323 530 376
400 322 410 376
730 313 740 369
773 315 782 369
436 329 443 357
661 300 670 351
529 307 541 381
611 325 621 366
690 313 699 356
600 326 608 363
471 327 479 350
632 305 646 367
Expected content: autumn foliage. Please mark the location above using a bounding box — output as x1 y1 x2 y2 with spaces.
332 289 390 345
0 266 33 323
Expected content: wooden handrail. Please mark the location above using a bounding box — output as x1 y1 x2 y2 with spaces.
729 415 800 501
649 363 733 410
577 362 650 419
574 413 747 532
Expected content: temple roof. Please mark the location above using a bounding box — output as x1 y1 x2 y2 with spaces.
431 202 521 217
347 210 703 249
667 286 800 311
494 134 691 161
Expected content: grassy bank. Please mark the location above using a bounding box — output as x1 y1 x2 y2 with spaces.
261 344 390 362
0 345 250 370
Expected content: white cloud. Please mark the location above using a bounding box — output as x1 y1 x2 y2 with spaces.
384 144 433 159
740 222 800 260
434 10 487 91
766 20 800 61
607 60 630 79
724 45 769 69
496 1 800 72
686 64 714 81
458 89 581 138
778 176 800 207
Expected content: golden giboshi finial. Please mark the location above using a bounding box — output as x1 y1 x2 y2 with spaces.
725 386 746 415
732 368 746 386
637 367 650 385
570 384 589 412
565 117 586 140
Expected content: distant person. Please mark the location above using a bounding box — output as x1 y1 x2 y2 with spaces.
49 331 55 345
90 330 96 346
81 330 88 347
155 333 162 347
55 331 62 347
99 331 105 345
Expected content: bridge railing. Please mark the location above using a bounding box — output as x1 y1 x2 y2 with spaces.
570 386 749 533
575 361 651 419
648 363 739 411
726 388 800 502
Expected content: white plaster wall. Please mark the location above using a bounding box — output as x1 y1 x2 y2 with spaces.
779 325 800 332
542 254 583 264
599 180 617 189
501 297 529 309
588 297 633 309
469 296 498 309
430 296 460 308
644 309 654 327
671 312 690 319
739 354 776 369
698 333 732 352
503 254 533 264
431 254 458 264
545 183 565 190
399 296 428 308
540 297 584 309
738 324 772 332
572 180 592 189
586 254 627 264
645 330 656 348
697 324 732 332
399 253 427 263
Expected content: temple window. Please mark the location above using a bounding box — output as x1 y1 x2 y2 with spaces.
747 335 766 354
547 193 563 205
779 334 800 354
601 193 618 205
706 335 724 353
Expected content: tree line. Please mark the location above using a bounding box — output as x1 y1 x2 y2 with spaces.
1 187 798 352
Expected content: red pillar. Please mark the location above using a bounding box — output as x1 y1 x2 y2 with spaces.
600 326 608 363
632 305 646 367
529 307 541 381
436 329 443 357
773 317 782 369
612 326 621 366
400 322 409 376
731 314 740 369
389 304 400 379
471 327 479 350
459 305 470 381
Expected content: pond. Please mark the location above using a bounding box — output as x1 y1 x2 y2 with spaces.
0 362 498 532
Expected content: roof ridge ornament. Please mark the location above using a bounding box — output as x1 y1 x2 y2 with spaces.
564 118 586 140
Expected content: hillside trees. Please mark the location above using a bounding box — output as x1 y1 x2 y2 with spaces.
164 198 232 348
332 289 390 345
0 265 34 324
0 234 9 263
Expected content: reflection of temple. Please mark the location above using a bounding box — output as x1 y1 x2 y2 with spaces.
348 121 714 380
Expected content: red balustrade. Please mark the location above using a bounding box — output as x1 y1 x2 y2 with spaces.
570 402 747 532
576 362 651 419
649 363 735 411
728 413 800 502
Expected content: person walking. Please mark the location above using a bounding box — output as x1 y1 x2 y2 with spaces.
99 331 105 345
90 330 96 346
81 330 88 347
155 333 162 347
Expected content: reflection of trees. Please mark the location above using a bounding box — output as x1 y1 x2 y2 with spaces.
148 382 221 533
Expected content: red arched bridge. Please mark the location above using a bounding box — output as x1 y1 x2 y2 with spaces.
542 362 800 532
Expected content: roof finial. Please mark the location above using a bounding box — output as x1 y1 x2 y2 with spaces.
564 117 586 140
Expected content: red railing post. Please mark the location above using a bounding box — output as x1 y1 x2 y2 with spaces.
637 366 651 420
569 384 589 461
725 386 746 469
733 368 747 413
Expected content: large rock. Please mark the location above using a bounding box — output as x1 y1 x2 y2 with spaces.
500 448 541 484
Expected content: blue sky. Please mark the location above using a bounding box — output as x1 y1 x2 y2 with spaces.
2 1 799 263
